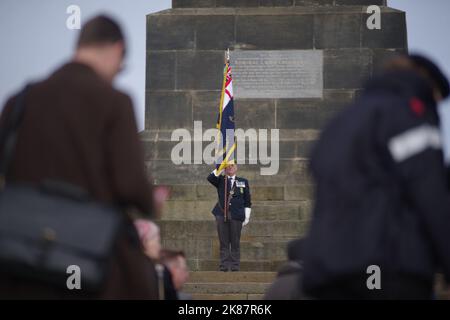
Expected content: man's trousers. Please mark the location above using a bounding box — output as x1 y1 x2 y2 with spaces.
215 216 242 271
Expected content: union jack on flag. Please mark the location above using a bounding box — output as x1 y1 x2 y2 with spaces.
215 49 236 172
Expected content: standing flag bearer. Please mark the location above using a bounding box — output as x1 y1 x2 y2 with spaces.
207 49 252 272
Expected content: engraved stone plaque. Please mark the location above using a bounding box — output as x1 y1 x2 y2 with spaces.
230 50 323 99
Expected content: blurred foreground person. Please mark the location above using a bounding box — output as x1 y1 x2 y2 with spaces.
160 249 191 300
134 220 178 300
0 16 158 299
303 54 450 299
264 238 306 300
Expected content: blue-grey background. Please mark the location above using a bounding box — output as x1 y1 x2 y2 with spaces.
0 0 449 156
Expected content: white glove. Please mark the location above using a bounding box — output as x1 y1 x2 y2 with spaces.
212 169 222 177
243 208 251 226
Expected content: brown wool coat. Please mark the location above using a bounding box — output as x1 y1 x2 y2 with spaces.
0 62 158 299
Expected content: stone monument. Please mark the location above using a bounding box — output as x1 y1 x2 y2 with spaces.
144 0 407 299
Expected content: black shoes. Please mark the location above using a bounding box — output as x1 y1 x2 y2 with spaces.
230 268 239 272
219 267 229 272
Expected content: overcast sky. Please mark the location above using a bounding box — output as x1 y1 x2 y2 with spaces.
0 0 171 131
1 0 449 156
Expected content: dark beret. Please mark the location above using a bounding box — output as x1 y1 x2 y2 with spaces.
409 54 450 99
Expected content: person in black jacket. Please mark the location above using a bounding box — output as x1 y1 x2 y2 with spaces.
207 163 252 272
302 54 450 299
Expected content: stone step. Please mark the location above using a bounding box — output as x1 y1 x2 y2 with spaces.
146 160 312 185
160 200 312 221
188 259 285 272
184 282 270 294
163 238 292 260
158 220 308 239
188 271 277 283
190 293 264 300
164 184 313 201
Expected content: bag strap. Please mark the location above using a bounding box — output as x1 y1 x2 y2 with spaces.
0 84 31 187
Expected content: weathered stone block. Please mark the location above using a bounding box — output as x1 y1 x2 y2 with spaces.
191 293 249 300
143 139 186 161
295 0 333 5
188 271 276 283
163 239 213 259
177 51 224 90
252 186 284 201
335 0 386 5
236 15 314 49
240 241 288 260
192 91 224 128
245 201 302 220
146 52 176 90
161 200 305 221
216 0 259 7
163 200 215 218
259 0 294 6
148 160 313 185
168 185 197 201
172 0 215 8
145 92 192 130
276 104 343 129
362 12 407 49
284 185 313 200
147 15 196 50
247 294 264 300
234 99 276 129
314 13 361 49
278 140 315 158
184 282 269 294
196 184 216 200
324 49 372 89
159 220 305 239
196 15 235 50
275 92 354 130
299 200 313 220
195 259 284 271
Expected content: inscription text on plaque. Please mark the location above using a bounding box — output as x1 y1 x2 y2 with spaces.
230 50 323 99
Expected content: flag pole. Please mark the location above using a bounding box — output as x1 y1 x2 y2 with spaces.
217 50 228 131
216 49 229 173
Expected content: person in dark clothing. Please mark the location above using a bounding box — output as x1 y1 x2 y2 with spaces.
302 54 450 300
0 16 158 299
207 163 252 272
264 238 306 300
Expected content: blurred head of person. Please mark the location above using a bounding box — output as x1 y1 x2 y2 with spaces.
225 162 237 177
134 219 161 260
74 15 126 83
383 53 450 104
160 249 189 291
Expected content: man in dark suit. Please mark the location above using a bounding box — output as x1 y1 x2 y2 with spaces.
207 163 252 272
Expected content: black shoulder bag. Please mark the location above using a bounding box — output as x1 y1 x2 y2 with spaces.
0 85 124 292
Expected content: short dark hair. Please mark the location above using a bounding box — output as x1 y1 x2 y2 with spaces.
77 15 125 48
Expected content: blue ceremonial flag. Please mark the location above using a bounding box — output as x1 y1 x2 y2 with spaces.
215 49 236 172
